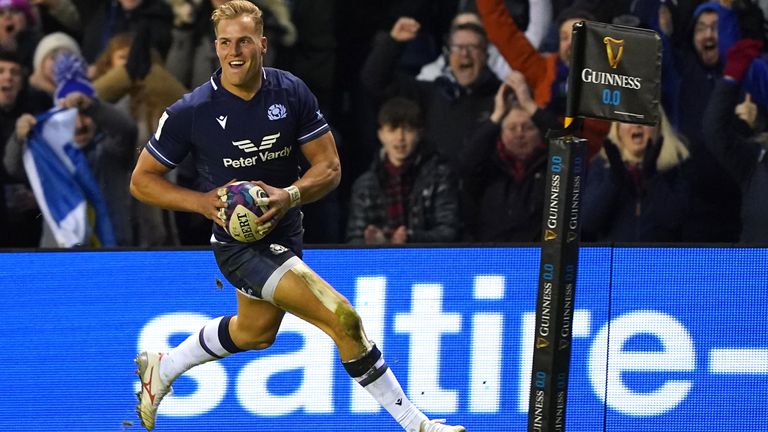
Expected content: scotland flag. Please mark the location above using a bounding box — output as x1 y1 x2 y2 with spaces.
22 108 116 247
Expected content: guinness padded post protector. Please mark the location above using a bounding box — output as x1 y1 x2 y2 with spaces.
528 127 585 432
528 21 662 432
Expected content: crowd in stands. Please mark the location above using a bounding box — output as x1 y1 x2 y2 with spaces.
0 0 766 248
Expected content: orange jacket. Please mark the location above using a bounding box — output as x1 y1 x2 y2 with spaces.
477 0 608 157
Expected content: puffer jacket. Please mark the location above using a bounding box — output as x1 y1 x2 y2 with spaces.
346 149 460 243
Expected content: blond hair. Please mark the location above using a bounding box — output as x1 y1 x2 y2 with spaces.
211 0 263 36
606 107 690 172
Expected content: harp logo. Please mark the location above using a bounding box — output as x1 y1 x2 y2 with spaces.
603 37 625 69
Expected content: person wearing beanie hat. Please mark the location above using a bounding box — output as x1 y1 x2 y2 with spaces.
51 51 94 104
3 49 138 247
28 31 80 97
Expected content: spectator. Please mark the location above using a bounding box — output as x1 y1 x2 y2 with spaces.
91 31 187 246
581 109 691 242
28 31 80 100
703 38 768 242
660 1 744 242
346 97 460 244
416 8 551 83
3 53 138 246
79 0 173 64
477 0 610 158
92 31 186 144
460 71 549 242
0 0 41 70
361 16 500 173
0 49 48 247
30 0 80 35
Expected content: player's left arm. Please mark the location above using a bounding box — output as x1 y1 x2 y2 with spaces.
293 131 341 202
254 131 340 222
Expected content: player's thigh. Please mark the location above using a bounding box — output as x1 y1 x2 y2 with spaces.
235 290 286 337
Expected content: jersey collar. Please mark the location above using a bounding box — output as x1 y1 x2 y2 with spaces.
209 67 269 92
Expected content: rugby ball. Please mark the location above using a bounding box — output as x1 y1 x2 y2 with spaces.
219 181 270 242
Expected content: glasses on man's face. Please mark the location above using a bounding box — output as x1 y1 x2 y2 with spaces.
694 22 717 36
448 44 483 54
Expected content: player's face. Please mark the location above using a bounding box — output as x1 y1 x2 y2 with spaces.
693 11 719 67
447 29 487 87
215 16 267 95
617 122 656 159
0 59 22 109
500 108 542 158
378 124 420 166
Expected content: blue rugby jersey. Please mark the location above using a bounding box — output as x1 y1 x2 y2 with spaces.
146 67 330 243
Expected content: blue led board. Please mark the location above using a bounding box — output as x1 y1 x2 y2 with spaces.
0 247 765 431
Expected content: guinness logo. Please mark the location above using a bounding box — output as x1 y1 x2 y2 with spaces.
536 337 550 348
603 37 625 69
544 230 557 241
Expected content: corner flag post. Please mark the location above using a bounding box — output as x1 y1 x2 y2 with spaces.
527 20 661 432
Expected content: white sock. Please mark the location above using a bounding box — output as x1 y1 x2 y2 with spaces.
159 315 243 385
343 345 428 432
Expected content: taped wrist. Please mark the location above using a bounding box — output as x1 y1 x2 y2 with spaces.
284 185 301 208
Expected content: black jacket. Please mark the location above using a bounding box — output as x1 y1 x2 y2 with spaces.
460 120 548 242
361 33 500 172
346 149 460 243
703 79 768 243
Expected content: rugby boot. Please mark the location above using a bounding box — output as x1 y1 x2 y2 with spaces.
420 418 467 432
135 352 172 431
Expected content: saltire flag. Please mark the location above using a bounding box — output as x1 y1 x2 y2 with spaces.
22 108 116 247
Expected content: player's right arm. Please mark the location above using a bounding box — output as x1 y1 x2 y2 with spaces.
130 149 227 227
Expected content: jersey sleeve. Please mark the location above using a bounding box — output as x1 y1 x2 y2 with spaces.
145 105 193 169
293 77 330 144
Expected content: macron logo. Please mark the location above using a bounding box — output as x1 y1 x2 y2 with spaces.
216 115 227 130
232 133 281 153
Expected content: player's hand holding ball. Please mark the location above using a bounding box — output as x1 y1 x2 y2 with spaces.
217 181 272 242
216 180 301 243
